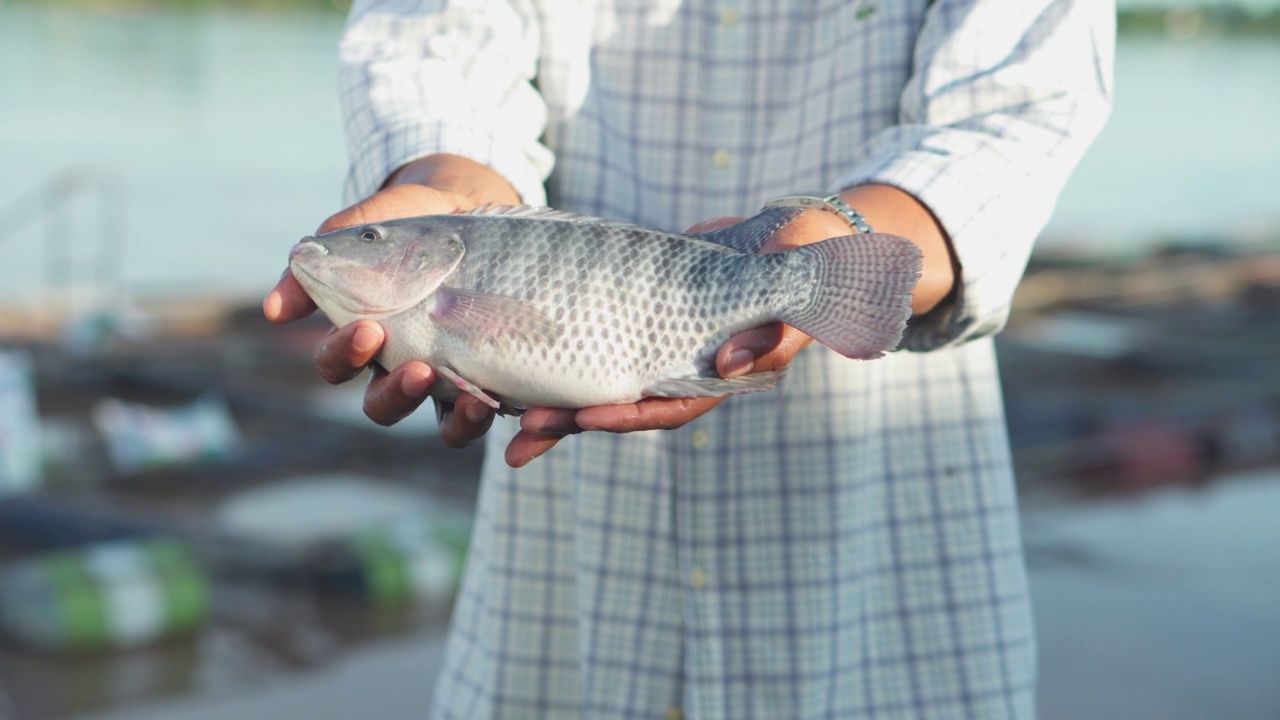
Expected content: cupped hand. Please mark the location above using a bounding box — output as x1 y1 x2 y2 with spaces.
262 183 497 447
504 209 850 468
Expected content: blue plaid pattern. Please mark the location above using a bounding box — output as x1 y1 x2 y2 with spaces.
336 1 1113 718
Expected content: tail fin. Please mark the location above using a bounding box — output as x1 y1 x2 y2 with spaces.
777 233 923 359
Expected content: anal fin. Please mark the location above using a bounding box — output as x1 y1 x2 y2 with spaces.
641 370 785 399
436 366 501 409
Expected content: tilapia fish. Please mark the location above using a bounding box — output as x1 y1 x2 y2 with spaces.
288 205 921 410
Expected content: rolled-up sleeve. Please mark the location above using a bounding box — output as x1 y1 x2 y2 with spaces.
337 0 555 206
833 0 1115 351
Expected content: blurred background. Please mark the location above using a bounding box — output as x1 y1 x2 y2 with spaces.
0 0 1277 718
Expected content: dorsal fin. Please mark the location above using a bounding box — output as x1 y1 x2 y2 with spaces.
466 204 743 254
468 203 626 226
688 206 806 254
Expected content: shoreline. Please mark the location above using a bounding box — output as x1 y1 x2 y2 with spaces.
7 1 1280 38
4 0 352 11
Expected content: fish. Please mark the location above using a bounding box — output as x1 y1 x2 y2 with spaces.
287 204 922 411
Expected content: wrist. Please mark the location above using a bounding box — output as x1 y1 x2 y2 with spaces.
837 184 956 315
754 206 856 255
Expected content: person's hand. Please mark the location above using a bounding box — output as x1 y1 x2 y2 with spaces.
504 209 854 468
262 182 499 447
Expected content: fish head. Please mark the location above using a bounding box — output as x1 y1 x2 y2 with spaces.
288 218 465 323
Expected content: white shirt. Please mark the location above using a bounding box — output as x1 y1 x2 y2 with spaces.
336 1 1113 717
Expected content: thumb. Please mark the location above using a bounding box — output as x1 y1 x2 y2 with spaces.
717 323 812 378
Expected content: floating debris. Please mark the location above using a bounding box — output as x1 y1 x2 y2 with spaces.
0 537 209 653
91 394 242 475
214 474 471 606
0 349 42 496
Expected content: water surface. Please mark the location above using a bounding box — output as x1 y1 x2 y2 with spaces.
0 6 348 301
2 6 1278 300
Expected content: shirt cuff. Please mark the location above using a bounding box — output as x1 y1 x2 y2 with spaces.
831 125 1038 352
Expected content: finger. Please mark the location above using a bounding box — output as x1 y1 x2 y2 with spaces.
503 407 582 468
314 320 385 385
504 429 567 468
751 324 814 371
438 394 496 448
717 322 814 377
519 406 582 435
716 323 784 378
576 396 723 433
263 271 317 324
363 361 434 426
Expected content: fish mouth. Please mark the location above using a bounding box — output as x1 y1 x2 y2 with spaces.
289 237 329 260
287 239 332 295
287 254 399 319
286 259 334 308
287 242 337 299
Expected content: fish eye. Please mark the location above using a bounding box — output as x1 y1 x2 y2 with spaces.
358 225 384 242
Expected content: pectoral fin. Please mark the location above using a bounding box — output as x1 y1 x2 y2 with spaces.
430 287 564 350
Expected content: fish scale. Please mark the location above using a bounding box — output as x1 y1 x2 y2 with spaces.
288 205 922 410
427 217 763 384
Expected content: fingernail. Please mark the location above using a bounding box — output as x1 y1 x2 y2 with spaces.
352 324 381 353
262 291 280 321
725 348 756 378
464 401 490 423
401 369 432 398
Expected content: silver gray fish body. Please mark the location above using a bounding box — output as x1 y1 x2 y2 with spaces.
288 205 921 410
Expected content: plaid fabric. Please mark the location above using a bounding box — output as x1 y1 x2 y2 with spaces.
336 1 1113 717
